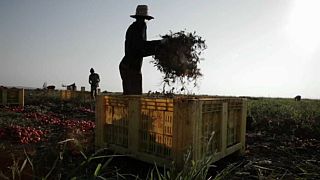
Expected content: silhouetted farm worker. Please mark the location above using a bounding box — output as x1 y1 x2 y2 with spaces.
89 68 100 99
119 5 165 95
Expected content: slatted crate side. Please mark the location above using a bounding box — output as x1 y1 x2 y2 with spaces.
200 100 224 156
195 100 227 163
227 106 239 146
141 98 174 111
227 99 246 147
24 89 39 103
0 89 2 103
223 98 247 155
0 88 5 104
105 96 129 148
144 98 173 138
163 111 173 156
139 109 160 154
191 97 247 162
240 99 247 153
192 98 247 164
71 91 80 99
0 88 24 106
7 90 19 104
18 89 24 106
71 91 90 103
25 89 61 103
81 91 92 102
61 90 83 101
46 90 60 98
164 111 173 136
139 98 174 159
95 95 107 147
127 97 141 153
171 99 199 167
60 90 72 101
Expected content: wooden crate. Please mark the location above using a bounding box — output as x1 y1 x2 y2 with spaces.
0 88 24 106
95 95 247 168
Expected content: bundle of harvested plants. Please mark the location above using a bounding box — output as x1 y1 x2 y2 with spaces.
152 31 206 92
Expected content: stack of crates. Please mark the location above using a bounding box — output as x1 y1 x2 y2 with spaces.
95 95 247 168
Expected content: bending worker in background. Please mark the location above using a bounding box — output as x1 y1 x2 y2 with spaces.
89 68 100 99
119 5 166 95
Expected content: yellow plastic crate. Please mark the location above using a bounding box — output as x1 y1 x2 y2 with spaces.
59 90 89 102
25 89 91 103
0 87 24 106
95 95 247 168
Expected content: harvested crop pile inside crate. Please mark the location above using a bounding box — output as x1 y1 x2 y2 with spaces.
152 31 207 92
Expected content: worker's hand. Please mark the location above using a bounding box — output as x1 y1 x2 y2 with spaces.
161 37 168 44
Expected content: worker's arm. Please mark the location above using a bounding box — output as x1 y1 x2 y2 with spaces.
125 21 160 58
143 40 161 57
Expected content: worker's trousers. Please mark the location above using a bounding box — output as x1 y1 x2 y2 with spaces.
119 62 142 95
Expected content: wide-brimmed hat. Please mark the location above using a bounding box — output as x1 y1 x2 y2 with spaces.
130 5 154 20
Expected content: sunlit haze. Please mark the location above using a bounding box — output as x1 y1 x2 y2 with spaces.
1 0 319 99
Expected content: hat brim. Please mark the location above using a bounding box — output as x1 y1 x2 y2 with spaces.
130 15 154 20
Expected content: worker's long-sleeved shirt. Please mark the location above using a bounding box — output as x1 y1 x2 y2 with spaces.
121 20 160 73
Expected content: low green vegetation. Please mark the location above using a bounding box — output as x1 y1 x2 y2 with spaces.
249 98 320 138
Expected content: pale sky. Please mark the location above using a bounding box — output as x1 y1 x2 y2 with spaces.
1 0 319 99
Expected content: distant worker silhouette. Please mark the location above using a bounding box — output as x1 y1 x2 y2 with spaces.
89 68 100 99
119 5 166 95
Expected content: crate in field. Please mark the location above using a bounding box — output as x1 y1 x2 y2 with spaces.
60 90 72 101
24 89 91 104
95 95 247 168
0 87 24 106
25 89 61 103
74 91 91 103
60 90 91 102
